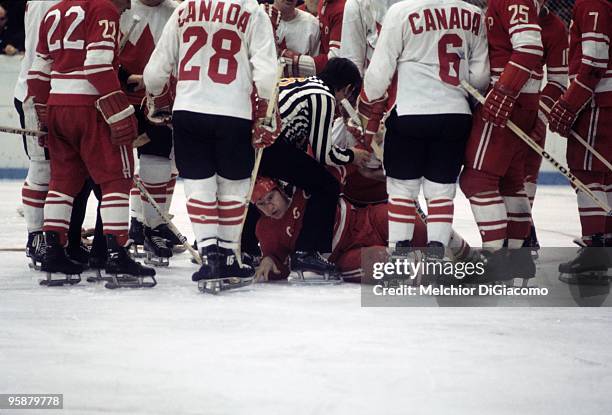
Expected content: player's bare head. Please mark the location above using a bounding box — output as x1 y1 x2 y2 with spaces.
318 58 362 105
253 178 289 220
274 0 298 11
303 0 319 14
111 0 132 14
140 0 165 6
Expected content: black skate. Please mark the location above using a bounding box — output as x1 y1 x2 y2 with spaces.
386 240 422 286
423 241 457 286
86 254 108 283
39 232 83 286
289 251 341 284
156 223 186 253
104 235 157 289
523 226 541 260
192 243 221 282
66 242 91 269
128 217 146 258
143 226 172 267
197 246 254 294
559 236 610 286
26 231 46 271
505 248 537 287
462 249 508 285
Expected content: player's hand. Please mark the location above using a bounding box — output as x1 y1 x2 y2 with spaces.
531 110 547 142
95 91 138 146
351 146 371 168
254 256 280 283
127 74 145 92
482 83 517 127
252 99 281 148
145 87 173 126
548 98 576 138
280 49 302 77
33 102 48 147
356 92 387 147
346 117 365 144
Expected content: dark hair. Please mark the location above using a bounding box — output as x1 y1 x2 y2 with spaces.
318 57 362 102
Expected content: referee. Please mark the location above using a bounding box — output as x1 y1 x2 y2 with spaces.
243 58 366 272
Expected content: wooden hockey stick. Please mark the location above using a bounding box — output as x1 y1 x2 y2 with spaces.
133 178 202 265
461 80 612 215
119 14 141 53
0 125 44 137
340 98 384 161
235 61 285 267
539 101 612 173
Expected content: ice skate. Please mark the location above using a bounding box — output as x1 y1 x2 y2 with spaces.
385 240 422 287
26 231 45 271
504 248 537 288
156 223 185 253
424 241 457 286
39 232 83 287
66 242 90 269
104 235 157 289
559 236 610 286
143 226 172 267
289 251 341 285
523 226 540 260
128 217 146 258
462 249 508 285
86 254 108 283
197 246 254 294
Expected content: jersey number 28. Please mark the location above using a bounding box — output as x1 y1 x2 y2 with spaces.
179 27 241 85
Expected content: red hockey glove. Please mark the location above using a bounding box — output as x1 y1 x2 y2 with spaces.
482 62 531 127
32 101 48 147
95 91 138 146
252 98 282 149
548 80 593 138
355 91 387 147
144 85 173 126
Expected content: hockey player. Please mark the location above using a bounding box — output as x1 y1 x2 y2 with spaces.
252 177 476 283
262 0 320 77
241 58 368 276
315 0 345 72
143 0 278 284
459 0 544 279
118 0 179 266
547 0 611 284
522 1 568 250
359 0 489 260
27 0 156 287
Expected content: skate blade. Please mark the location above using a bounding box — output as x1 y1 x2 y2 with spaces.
39 272 81 286
86 269 112 283
289 271 343 285
197 277 253 294
104 274 157 289
559 271 610 286
144 254 170 267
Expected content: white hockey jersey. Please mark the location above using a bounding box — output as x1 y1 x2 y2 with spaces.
363 0 490 115
275 8 320 56
143 0 278 120
120 0 178 47
339 0 402 76
14 0 61 102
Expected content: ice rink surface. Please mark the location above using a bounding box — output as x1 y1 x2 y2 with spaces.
1 180 611 415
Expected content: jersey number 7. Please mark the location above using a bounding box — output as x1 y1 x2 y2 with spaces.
179 27 241 85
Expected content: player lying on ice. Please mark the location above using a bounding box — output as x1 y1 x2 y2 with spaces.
251 176 477 284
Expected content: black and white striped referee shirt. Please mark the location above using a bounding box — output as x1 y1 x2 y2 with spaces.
277 76 353 166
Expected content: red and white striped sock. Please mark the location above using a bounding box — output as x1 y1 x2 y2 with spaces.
468 191 507 249
217 177 249 251
184 177 219 249
22 180 48 233
101 192 130 246
426 198 454 245
577 182 606 238
43 191 73 246
388 196 417 248
503 190 532 248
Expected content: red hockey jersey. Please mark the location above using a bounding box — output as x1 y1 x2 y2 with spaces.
315 0 345 72
540 6 569 106
27 0 122 106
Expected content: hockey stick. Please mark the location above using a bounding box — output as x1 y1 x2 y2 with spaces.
539 102 612 173
235 61 285 267
0 125 44 137
119 14 141 53
461 80 612 215
133 178 202 265
340 98 384 161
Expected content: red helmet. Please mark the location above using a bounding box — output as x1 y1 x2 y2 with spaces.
251 177 278 203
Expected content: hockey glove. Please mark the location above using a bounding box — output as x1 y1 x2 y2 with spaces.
144 85 173 126
482 62 531 127
252 98 282 149
355 91 387 147
280 49 316 77
95 91 138 146
548 80 593 138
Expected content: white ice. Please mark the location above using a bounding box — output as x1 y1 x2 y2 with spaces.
1 180 611 415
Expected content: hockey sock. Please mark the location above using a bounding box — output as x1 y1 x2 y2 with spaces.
467 191 507 249
22 160 49 233
574 171 606 238
423 179 455 246
139 155 172 229
217 176 249 251
387 177 420 248
43 191 74 246
184 176 218 249
502 189 532 249
129 174 144 223
100 180 131 247
524 181 537 209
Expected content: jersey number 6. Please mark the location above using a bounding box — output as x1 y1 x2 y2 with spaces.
179 27 241 85
438 33 462 86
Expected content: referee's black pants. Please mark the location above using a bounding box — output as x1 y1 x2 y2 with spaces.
242 139 340 255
